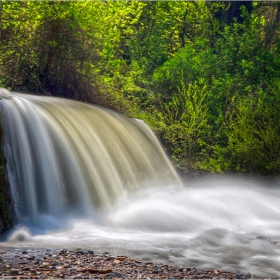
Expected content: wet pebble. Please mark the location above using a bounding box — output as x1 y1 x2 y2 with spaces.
59 249 68 255
106 272 124 278
10 269 19 275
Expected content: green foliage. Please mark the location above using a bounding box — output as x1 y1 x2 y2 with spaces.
0 1 129 113
1 1 280 176
158 79 211 174
224 85 280 175
153 38 213 97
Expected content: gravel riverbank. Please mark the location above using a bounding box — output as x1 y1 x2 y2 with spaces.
0 248 271 279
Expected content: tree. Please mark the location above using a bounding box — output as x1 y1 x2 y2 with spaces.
213 1 253 25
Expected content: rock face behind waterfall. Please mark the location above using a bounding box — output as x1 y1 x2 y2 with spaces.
0 120 13 232
0 181 13 233
0 89 181 226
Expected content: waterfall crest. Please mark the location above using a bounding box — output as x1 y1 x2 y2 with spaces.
0 90 181 221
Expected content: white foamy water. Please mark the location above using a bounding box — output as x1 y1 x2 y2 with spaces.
2 177 280 277
0 90 181 220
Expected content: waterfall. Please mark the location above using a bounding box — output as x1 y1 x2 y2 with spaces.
0 89 181 222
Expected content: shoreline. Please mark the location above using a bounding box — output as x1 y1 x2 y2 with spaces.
0 247 268 279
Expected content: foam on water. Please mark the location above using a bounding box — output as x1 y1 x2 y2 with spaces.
3 177 280 277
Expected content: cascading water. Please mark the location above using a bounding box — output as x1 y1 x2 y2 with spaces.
1 89 280 277
0 89 181 222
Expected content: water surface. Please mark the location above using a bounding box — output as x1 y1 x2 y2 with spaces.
3 177 280 277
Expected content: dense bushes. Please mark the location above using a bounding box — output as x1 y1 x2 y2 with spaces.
1 1 280 176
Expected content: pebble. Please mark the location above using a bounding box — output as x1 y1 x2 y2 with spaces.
106 272 124 278
0 247 267 279
59 249 68 255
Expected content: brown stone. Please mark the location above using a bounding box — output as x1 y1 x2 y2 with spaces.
76 268 85 273
116 256 126 261
99 268 113 274
85 267 113 274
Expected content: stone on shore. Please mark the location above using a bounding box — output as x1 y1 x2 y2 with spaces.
0 248 267 279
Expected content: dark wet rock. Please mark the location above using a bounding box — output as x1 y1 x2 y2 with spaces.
76 249 84 254
21 251 28 254
59 249 68 255
106 256 116 261
85 267 112 274
106 272 124 278
244 272 251 278
178 266 184 272
22 267 30 271
10 269 19 275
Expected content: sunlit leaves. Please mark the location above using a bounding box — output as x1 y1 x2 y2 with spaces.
1 1 280 175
